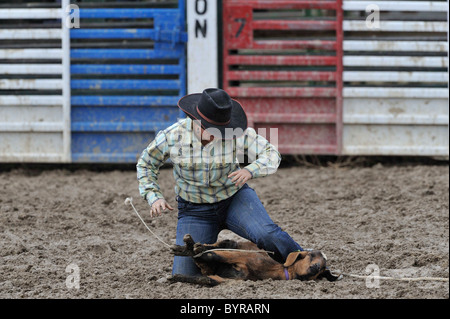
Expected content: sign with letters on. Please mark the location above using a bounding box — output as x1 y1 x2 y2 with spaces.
187 0 218 93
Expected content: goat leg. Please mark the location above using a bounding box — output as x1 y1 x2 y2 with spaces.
193 239 239 255
170 234 197 256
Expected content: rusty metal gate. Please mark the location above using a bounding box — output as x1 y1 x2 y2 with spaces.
222 0 343 154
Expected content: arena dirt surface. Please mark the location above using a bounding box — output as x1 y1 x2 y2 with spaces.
0 161 448 299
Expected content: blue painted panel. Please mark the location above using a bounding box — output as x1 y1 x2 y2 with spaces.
71 105 179 132
71 64 182 75
71 96 180 107
71 1 187 163
71 29 154 39
71 79 181 90
71 132 156 163
71 49 183 59
71 29 187 42
78 9 178 19
72 121 173 132
71 105 180 123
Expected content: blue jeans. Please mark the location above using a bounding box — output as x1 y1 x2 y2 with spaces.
172 184 303 276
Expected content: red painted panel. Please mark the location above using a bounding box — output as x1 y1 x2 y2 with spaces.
249 113 336 124
252 40 337 50
228 87 337 98
227 55 337 66
237 98 337 115
227 0 338 10
253 20 337 31
239 97 337 125
223 0 343 155
227 71 337 81
255 123 338 154
223 5 253 49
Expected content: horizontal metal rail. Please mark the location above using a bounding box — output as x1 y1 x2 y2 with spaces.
343 1 448 12
70 64 182 75
227 1 338 10
70 49 182 59
226 55 338 66
227 87 337 98
253 20 337 31
227 71 337 81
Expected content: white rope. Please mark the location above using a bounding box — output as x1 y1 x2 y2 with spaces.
124 197 172 249
343 273 449 282
124 197 275 255
194 248 274 258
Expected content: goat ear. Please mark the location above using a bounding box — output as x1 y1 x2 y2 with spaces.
283 251 308 267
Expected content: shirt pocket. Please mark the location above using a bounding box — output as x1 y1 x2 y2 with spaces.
208 162 237 185
176 162 208 186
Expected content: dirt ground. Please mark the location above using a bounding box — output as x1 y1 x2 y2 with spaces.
0 160 448 299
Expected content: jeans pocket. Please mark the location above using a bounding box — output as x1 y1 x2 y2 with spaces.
177 201 188 210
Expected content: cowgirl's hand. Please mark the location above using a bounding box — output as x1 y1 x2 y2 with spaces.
150 199 174 218
228 169 252 187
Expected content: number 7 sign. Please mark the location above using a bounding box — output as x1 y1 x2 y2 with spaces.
223 5 252 49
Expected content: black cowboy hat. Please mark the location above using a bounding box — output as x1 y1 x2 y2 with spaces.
178 88 248 139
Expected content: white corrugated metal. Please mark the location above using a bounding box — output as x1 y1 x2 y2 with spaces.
343 56 448 67
343 40 448 52
343 71 448 83
0 1 71 163
0 29 62 39
0 49 63 59
343 88 449 99
0 96 63 106
343 21 448 32
0 65 63 74
0 106 63 123
0 79 63 90
343 1 448 12
343 125 448 156
343 98 449 125
0 8 61 19
342 0 449 156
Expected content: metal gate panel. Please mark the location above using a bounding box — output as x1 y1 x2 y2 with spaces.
0 1 71 162
342 0 449 156
70 1 187 163
223 0 343 155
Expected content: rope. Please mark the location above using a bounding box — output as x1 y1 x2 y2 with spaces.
342 273 449 282
124 197 172 249
194 248 274 258
125 197 275 255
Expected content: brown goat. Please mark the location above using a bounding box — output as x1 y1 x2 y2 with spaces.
170 234 341 286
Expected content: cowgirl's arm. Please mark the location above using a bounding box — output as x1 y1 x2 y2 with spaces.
238 127 281 178
136 130 170 206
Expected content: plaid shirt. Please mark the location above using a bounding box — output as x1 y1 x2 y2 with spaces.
137 117 281 205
